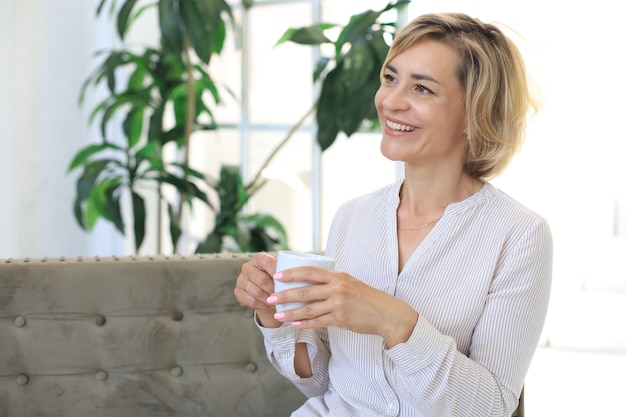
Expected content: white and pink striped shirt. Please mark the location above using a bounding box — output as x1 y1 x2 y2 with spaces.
258 180 552 416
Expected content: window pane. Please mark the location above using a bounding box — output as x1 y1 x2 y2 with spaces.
247 130 314 251
247 3 315 124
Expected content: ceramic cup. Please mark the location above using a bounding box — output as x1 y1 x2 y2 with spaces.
274 250 336 313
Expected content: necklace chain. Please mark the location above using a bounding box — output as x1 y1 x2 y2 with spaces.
398 214 443 231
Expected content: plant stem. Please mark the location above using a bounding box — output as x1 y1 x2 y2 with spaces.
172 36 196 252
183 37 195 168
246 100 318 195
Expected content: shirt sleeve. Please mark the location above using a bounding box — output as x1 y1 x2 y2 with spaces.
255 315 331 398
385 216 552 416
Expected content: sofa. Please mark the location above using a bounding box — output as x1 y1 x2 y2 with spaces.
0 253 524 417
0 253 306 417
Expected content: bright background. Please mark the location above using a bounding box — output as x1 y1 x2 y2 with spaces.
1 1 624 415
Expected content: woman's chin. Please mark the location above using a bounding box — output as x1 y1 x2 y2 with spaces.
380 141 408 162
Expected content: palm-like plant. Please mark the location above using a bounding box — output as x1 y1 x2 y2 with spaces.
68 0 286 254
67 0 409 255
275 0 410 151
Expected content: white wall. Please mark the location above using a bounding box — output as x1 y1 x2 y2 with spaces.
0 0 124 258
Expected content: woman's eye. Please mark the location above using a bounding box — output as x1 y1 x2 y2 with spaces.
416 85 433 95
383 73 396 83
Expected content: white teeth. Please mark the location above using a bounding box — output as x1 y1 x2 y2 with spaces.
387 120 416 132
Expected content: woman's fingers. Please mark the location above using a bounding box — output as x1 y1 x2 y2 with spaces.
269 274 417 343
234 253 277 310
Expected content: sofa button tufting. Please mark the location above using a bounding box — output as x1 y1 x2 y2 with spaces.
170 366 183 377
16 374 29 385
96 371 108 381
172 310 184 321
245 362 257 373
14 316 26 328
94 314 106 326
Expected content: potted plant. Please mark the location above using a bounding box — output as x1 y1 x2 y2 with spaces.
68 0 409 255
275 0 410 151
67 0 287 254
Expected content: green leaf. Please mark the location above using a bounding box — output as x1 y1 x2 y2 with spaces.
247 227 283 252
103 182 124 234
99 99 127 140
244 213 289 248
334 43 378 137
90 177 124 234
159 125 185 146
131 191 146 252
117 0 139 40
167 202 182 251
196 0 237 52
369 29 392 63
336 9 380 53
103 51 124 93
338 42 375 94
75 159 117 202
67 142 123 173
122 107 145 149
313 57 331 82
147 103 165 143
95 0 109 17
127 64 146 91
210 18 227 56
72 196 87 230
194 232 222 254
275 25 334 46
172 96 188 126
179 0 212 64
316 67 342 151
159 173 211 207
87 97 111 127
84 196 103 230
78 73 94 106
158 0 183 55
169 163 208 181
217 165 246 212
166 82 188 101
232 221 251 252
135 140 163 170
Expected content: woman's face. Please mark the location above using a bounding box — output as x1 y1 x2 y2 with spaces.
375 39 467 169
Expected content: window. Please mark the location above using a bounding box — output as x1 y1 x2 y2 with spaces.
205 0 403 252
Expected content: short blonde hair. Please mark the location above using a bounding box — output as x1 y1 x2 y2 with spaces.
384 13 536 179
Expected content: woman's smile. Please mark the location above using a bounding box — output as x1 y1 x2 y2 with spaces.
386 119 417 133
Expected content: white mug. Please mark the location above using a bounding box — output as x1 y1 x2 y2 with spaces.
274 250 336 313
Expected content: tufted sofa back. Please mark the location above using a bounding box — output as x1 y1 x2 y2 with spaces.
0 254 306 417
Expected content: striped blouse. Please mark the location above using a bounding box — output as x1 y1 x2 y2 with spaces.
258 180 552 416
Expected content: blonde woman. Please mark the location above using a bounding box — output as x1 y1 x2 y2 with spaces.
235 12 551 417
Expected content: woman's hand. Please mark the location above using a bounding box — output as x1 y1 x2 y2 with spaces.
268 267 419 347
233 253 282 328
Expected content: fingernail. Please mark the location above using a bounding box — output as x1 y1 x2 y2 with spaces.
266 295 278 304
273 272 284 280
274 312 285 320
292 321 302 327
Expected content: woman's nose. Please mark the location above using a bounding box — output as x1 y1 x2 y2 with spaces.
381 87 410 111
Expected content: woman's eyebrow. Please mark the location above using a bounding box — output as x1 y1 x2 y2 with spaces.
386 63 440 85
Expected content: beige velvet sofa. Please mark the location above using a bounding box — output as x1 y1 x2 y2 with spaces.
0 253 305 417
0 253 524 417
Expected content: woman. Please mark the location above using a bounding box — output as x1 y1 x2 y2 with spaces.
234 12 552 417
